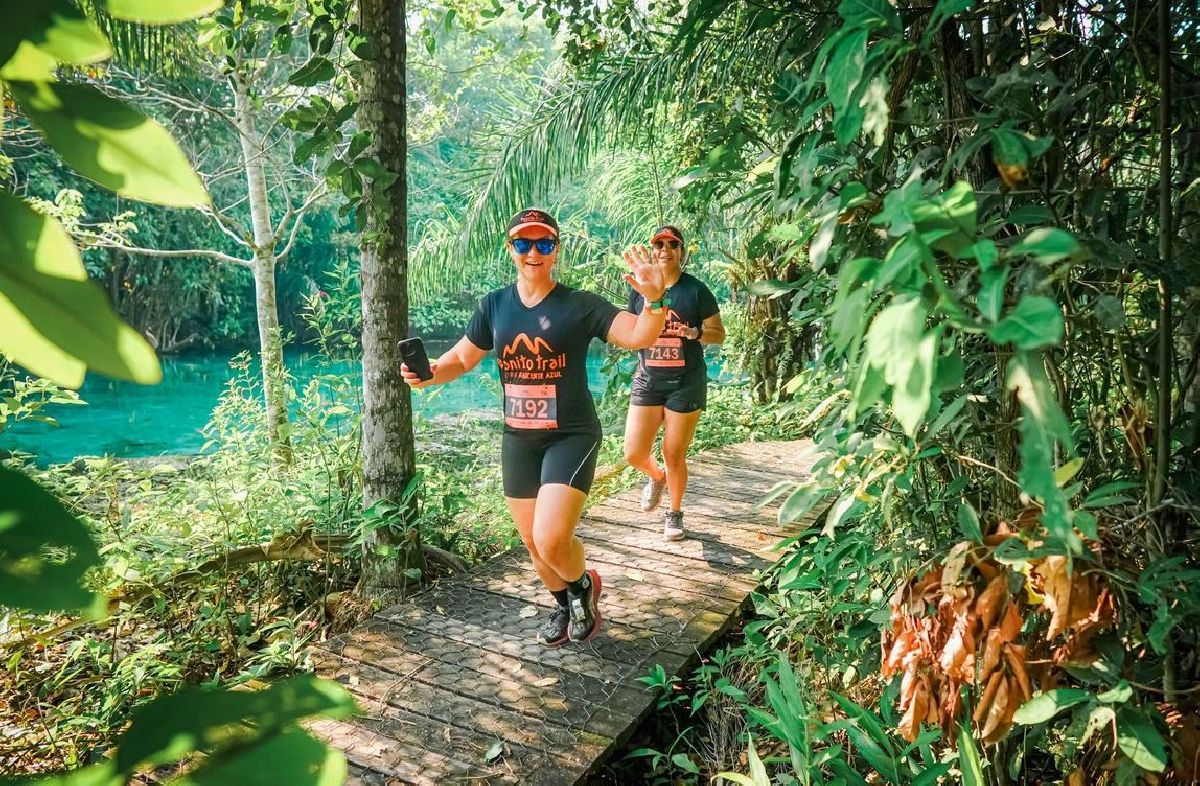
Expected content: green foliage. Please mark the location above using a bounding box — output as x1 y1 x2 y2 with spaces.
0 2 111 81
106 0 223 26
0 191 162 387
0 466 102 615
2 677 355 786
1 4 361 783
0 0 215 387
8 81 208 207
531 0 1199 781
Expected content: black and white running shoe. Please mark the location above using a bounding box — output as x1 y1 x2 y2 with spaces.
567 569 603 642
537 604 570 647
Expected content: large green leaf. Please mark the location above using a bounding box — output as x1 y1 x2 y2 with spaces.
957 501 983 543
987 295 1064 349
9 81 209 208
957 722 985 786
0 1 111 81
825 29 867 112
838 0 902 30
288 56 336 87
116 675 356 772
1007 352 1078 551
779 481 824 525
0 465 102 615
1009 227 1080 264
105 0 223 25
1115 707 1168 772
1012 689 1094 724
177 728 347 786
864 295 937 435
0 190 162 386
865 295 927 384
977 266 1008 323
911 182 977 257
989 127 1030 166
892 330 938 436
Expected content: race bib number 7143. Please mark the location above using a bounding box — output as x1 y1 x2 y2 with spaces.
645 336 684 368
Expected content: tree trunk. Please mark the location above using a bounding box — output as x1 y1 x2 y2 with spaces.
356 0 424 596
232 72 292 465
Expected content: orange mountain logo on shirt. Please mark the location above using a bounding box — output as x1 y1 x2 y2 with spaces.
502 333 555 358
662 309 687 335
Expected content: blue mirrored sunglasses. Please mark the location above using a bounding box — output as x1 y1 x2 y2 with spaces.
510 237 558 255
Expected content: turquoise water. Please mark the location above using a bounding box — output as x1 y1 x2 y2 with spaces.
3 342 615 466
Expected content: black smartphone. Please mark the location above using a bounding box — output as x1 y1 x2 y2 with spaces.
398 337 433 382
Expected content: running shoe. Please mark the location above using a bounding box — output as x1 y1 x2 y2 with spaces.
640 473 667 512
537 604 570 647
663 510 685 542
567 569 603 642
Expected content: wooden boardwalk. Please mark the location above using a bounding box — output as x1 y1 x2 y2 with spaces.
310 440 818 785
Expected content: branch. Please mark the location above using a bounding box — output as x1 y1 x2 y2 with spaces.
95 239 252 268
275 185 329 262
1 531 353 651
198 204 253 249
422 543 468 573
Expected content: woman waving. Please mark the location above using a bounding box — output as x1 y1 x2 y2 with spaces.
401 209 666 646
623 225 725 541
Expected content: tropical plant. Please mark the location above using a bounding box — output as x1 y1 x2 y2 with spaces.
510 0 1199 781
1 3 356 782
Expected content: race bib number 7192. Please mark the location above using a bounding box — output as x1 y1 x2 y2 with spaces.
504 383 558 429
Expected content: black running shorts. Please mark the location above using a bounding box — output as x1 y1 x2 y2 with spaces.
501 430 601 499
630 370 707 413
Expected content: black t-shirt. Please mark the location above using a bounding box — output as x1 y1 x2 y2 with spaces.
466 283 620 433
627 272 720 379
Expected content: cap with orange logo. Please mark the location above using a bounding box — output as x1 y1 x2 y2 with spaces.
650 225 684 245
507 208 559 238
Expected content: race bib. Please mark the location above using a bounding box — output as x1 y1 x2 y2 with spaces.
645 336 684 368
504 383 558 429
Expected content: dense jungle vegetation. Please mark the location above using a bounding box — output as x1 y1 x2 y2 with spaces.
2 0 1198 783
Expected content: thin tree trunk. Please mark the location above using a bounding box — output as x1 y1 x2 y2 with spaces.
356 0 424 595
1153 0 1177 700
232 72 292 465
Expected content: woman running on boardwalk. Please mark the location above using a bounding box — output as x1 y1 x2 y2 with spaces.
623 225 725 541
401 209 667 646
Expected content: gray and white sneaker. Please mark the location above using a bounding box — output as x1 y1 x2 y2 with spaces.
640 473 667 512
537 604 570 647
663 510 684 541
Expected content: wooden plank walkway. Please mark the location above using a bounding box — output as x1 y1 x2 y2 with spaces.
311 439 819 785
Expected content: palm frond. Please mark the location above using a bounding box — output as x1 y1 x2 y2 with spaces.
457 32 779 261
78 0 202 75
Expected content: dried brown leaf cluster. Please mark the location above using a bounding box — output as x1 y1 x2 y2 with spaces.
882 540 1031 744
882 526 1120 746
1028 554 1115 665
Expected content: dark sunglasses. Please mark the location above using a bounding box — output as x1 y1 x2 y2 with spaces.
510 237 558 255
652 239 682 250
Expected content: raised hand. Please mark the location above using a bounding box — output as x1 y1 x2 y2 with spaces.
622 244 666 303
401 361 439 389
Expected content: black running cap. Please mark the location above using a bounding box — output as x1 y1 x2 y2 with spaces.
507 208 559 238
650 225 684 244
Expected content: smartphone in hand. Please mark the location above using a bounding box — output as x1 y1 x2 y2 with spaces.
398 337 433 381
